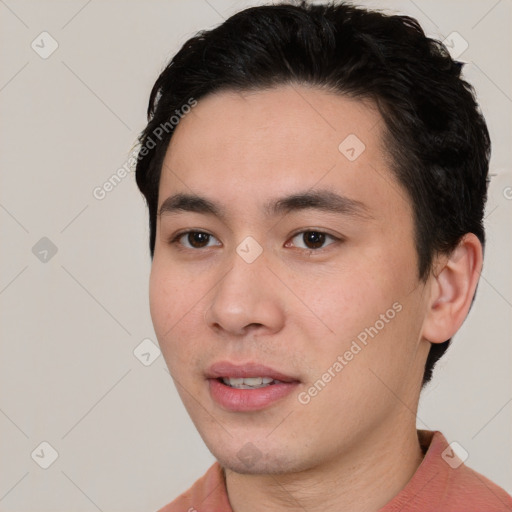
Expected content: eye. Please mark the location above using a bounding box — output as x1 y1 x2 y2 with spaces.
287 230 338 250
172 230 221 249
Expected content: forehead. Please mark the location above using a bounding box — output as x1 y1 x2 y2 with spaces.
166 85 381 169
158 84 409 220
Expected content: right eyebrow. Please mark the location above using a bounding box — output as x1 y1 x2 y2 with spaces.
158 193 224 218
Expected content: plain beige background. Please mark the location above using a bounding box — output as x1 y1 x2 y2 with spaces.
0 0 510 510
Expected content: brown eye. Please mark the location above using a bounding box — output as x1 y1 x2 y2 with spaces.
303 231 326 249
187 232 210 248
289 230 337 250
174 231 220 249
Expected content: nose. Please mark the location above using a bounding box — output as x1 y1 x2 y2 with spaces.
204 249 286 338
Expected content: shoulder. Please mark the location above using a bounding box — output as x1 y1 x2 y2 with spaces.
430 430 512 510
437 455 512 511
381 430 512 512
155 462 231 512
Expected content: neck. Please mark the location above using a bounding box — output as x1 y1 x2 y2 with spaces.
224 419 425 512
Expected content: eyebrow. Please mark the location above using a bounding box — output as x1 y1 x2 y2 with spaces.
158 189 372 220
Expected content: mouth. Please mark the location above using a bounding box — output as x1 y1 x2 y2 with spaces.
206 361 299 385
218 376 285 389
206 361 301 412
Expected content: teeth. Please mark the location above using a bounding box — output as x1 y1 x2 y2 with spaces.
244 377 263 386
227 377 244 386
222 377 279 389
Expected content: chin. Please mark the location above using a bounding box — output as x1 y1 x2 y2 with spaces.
217 455 296 475
208 440 308 475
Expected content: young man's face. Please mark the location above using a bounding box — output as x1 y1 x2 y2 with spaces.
149 85 432 474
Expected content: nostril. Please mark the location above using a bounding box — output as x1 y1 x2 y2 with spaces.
247 323 263 329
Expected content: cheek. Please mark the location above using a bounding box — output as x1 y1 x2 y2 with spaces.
293 255 419 380
149 261 197 353
149 262 173 336
292 264 394 343
150 257 201 324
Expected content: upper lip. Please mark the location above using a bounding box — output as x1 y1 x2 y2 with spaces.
206 361 300 383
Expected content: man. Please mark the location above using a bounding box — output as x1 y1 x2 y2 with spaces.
135 1 512 510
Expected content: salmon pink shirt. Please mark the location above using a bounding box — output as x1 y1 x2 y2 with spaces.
157 430 512 512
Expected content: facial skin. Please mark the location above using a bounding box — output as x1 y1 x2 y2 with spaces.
149 85 482 512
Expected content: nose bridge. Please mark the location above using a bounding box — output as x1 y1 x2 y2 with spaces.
205 239 284 335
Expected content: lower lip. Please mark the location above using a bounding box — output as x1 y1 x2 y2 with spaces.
208 379 299 412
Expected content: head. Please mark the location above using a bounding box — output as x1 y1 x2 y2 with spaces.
135 1 489 473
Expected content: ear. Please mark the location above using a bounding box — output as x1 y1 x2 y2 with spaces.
421 233 483 344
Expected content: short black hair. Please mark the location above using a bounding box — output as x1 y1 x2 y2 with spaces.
135 0 490 387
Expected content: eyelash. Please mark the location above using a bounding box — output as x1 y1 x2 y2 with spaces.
168 229 341 253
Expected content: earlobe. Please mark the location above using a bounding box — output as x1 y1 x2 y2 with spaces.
421 233 483 344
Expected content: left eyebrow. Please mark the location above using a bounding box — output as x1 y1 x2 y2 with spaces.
264 189 373 219
158 189 372 220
